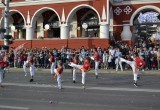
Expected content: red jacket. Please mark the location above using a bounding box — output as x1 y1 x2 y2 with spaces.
135 57 145 67
82 59 91 72
0 61 9 68
29 58 34 65
94 52 100 61
50 55 55 63
57 67 63 74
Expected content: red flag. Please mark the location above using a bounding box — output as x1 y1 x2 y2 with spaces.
14 43 26 54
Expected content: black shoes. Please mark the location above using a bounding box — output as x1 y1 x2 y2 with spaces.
96 75 98 79
134 83 138 87
73 80 76 83
0 85 4 88
82 84 85 89
30 79 34 82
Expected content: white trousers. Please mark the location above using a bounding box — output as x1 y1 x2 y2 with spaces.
0 69 4 84
120 58 138 81
82 70 86 85
23 66 27 75
68 63 86 85
134 69 140 81
57 74 62 88
95 61 100 76
51 62 55 75
30 65 34 77
68 62 82 70
73 67 77 81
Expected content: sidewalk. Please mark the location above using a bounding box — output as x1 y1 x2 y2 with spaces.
7 67 160 75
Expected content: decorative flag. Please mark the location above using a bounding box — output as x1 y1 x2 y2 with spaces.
14 43 26 54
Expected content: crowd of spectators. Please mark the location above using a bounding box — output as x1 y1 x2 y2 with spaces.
1 41 160 71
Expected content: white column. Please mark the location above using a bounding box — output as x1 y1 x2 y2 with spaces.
26 26 34 40
100 23 109 39
18 30 23 39
121 24 132 41
60 24 68 39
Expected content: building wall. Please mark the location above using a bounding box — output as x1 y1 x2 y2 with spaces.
0 38 109 49
0 0 159 48
112 2 160 43
113 3 160 25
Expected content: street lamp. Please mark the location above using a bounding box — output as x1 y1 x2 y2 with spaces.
82 23 88 37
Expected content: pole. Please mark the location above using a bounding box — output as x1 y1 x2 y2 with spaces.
4 0 9 46
30 40 32 48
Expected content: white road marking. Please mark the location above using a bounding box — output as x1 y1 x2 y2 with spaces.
0 98 149 110
59 102 150 110
0 105 29 110
3 82 160 93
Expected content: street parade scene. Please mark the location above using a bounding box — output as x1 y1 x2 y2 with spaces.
0 0 160 110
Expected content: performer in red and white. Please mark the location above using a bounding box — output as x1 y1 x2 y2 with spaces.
68 56 91 88
54 62 63 89
23 58 28 76
0 58 9 88
72 55 79 83
120 52 145 87
81 57 91 88
93 48 100 79
29 55 35 82
49 52 55 75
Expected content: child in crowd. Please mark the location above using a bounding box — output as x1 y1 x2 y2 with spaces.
108 52 112 69
102 50 109 69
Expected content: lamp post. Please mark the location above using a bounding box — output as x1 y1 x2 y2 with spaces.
1 0 10 46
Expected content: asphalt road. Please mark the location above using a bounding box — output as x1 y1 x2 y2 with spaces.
0 68 160 110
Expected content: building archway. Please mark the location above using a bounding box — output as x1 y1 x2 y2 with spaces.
66 4 101 38
130 5 160 25
131 7 160 46
31 7 61 39
0 10 26 39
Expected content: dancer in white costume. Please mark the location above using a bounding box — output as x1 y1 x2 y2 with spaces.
72 55 79 83
120 53 145 87
49 52 55 75
93 48 100 79
23 59 28 76
54 62 63 89
29 56 35 82
68 57 91 88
